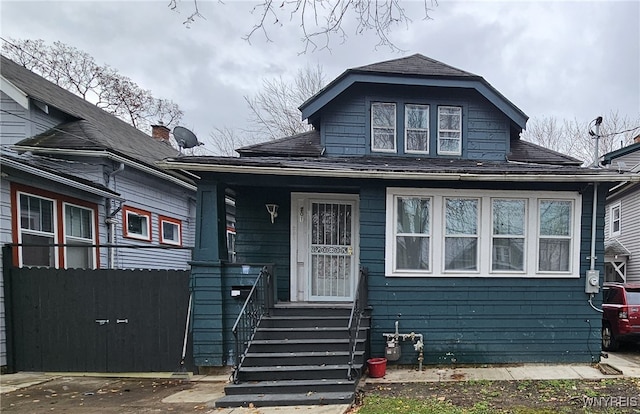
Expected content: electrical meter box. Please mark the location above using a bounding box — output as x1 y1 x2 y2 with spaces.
585 270 600 294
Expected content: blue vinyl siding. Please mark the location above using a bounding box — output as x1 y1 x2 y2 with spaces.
360 183 606 364
234 187 290 301
321 85 510 161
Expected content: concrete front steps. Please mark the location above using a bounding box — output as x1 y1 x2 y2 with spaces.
215 303 369 408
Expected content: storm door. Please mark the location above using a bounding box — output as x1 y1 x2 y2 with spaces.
291 193 359 302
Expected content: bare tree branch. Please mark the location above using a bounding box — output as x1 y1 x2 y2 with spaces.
244 63 325 140
2 38 184 139
521 111 640 166
170 0 437 53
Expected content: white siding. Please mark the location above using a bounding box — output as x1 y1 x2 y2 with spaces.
619 187 640 281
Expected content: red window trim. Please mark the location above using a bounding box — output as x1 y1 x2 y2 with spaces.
122 205 152 242
10 182 100 268
159 215 182 246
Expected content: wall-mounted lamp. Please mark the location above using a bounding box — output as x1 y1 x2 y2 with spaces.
265 204 279 224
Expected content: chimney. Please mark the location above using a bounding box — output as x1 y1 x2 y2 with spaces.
634 134 640 144
151 123 170 142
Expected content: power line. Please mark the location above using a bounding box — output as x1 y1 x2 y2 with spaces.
600 125 640 138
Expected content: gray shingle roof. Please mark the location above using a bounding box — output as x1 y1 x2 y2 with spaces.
164 154 616 179
1 55 179 165
352 54 480 78
0 148 120 196
237 130 322 157
508 140 583 166
234 127 583 166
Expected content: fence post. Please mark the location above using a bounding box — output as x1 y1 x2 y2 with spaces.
2 245 16 373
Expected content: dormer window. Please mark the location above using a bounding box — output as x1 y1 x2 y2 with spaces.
438 106 462 155
371 102 396 152
405 104 429 153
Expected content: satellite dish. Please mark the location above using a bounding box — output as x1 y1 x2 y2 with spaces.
173 126 203 152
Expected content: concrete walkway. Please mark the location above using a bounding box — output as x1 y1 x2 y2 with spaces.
2 353 638 414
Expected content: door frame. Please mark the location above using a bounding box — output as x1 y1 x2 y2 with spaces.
290 192 360 302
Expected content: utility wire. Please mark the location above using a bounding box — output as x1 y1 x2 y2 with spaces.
599 126 640 138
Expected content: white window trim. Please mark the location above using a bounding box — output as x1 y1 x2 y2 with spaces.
437 106 462 156
159 215 182 246
17 191 59 268
490 198 527 274
63 202 97 269
371 102 397 153
404 104 430 154
123 206 152 241
394 196 432 273
385 188 582 278
610 202 621 237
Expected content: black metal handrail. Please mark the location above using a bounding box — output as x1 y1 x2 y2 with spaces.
347 267 368 380
231 265 273 383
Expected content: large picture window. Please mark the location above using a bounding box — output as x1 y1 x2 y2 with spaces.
385 188 581 277
371 102 396 152
438 106 462 155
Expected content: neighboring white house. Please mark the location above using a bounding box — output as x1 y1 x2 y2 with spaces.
0 55 197 371
602 138 640 283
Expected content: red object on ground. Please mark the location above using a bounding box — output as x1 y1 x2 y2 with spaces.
367 357 387 378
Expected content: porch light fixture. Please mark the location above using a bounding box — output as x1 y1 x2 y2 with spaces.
265 204 279 223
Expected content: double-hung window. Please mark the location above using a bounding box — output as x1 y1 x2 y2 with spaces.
438 106 462 155
123 206 151 241
394 197 431 271
385 188 581 277
405 104 429 153
371 102 396 152
538 200 572 272
492 199 526 271
64 203 96 269
14 186 98 269
18 193 57 267
444 198 479 271
610 203 621 237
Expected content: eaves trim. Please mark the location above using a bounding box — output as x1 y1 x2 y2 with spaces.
157 161 639 183
299 73 528 129
2 156 124 200
12 146 197 192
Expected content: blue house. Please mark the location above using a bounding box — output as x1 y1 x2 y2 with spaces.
160 54 635 407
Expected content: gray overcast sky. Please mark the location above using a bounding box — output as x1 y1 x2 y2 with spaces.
1 0 639 154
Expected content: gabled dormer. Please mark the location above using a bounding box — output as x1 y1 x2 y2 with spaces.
298 54 528 160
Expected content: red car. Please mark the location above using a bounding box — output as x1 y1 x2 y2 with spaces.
602 283 640 351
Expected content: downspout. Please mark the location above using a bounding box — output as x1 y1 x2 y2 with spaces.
106 163 125 269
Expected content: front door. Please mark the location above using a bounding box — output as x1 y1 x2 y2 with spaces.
291 193 359 302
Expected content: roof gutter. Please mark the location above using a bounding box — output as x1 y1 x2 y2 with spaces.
156 161 640 183
1 156 125 200
13 146 197 192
